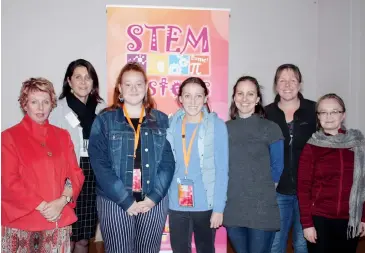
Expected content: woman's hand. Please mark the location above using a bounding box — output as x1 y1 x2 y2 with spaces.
127 201 142 216
303 227 317 243
360 222 365 237
137 197 156 213
40 197 67 222
36 201 47 211
210 212 223 229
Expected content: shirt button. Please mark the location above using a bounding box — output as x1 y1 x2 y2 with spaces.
47 152 53 157
147 180 150 184
145 148 148 152
112 135 116 139
145 132 148 135
146 164 149 168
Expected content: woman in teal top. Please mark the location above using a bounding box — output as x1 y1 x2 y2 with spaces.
166 77 229 253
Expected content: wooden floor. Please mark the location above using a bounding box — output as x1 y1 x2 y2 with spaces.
89 235 365 253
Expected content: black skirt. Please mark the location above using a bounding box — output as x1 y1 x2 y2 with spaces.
71 157 98 241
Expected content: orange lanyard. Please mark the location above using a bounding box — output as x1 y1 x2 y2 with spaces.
182 113 203 176
123 106 145 158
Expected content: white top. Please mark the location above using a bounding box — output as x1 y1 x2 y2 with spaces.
49 98 106 164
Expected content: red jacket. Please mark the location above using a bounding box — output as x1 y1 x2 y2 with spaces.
297 131 365 228
1 115 85 231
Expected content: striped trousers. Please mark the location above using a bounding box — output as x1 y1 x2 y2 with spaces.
97 196 168 253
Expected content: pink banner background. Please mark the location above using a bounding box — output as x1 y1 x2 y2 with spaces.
107 5 230 252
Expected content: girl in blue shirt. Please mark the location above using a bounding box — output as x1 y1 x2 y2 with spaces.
166 77 229 253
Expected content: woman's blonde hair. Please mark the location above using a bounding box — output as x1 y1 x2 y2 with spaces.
315 93 346 130
18 77 57 112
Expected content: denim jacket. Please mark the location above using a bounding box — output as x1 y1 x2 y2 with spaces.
88 107 175 211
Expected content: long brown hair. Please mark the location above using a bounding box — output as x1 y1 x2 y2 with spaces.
229 76 265 120
59 59 103 103
105 62 156 113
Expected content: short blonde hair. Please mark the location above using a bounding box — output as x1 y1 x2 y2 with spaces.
18 77 57 112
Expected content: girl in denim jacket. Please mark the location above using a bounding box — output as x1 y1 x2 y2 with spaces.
88 62 175 253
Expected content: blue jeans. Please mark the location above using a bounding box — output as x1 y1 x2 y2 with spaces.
271 193 308 253
227 227 275 253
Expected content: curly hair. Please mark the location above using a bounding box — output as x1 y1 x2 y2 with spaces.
18 77 57 113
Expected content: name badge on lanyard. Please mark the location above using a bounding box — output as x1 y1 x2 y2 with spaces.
123 105 145 193
79 127 89 157
132 169 142 192
65 111 80 128
178 178 194 207
178 113 202 207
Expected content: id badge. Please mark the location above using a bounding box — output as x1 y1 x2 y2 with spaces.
65 112 80 128
80 139 89 157
178 178 194 207
132 169 142 192
79 127 89 157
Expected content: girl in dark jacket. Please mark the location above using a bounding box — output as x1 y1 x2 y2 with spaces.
297 93 365 253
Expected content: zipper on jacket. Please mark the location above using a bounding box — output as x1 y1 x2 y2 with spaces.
337 149 344 216
312 175 323 207
312 188 322 207
288 121 295 185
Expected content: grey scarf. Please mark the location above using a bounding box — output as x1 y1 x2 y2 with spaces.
307 129 365 238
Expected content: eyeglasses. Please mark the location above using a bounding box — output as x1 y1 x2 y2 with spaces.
317 110 343 117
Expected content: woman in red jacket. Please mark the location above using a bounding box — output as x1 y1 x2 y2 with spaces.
297 93 365 253
1 78 85 252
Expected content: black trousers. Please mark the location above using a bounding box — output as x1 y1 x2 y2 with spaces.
307 216 359 253
169 209 216 253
